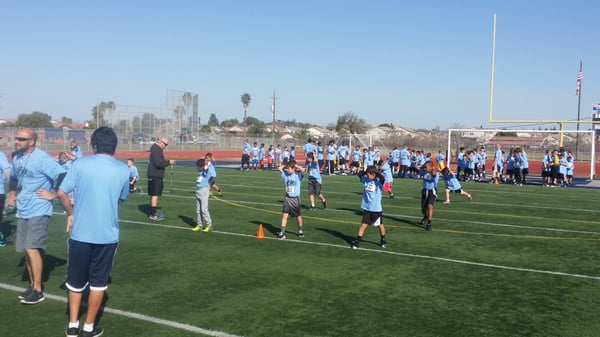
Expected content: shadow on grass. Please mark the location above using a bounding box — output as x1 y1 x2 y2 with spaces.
18 252 67 283
63 289 111 326
314 227 355 245
337 208 363 216
178 215 197 228
250 221 279 237
382 214 424 229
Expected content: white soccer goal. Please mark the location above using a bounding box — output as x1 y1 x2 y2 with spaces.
446 128 596 180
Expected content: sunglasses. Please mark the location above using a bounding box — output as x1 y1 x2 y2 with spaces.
15 137 31 142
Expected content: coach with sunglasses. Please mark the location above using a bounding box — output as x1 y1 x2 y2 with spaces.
7 128 66 304
147 137 175 221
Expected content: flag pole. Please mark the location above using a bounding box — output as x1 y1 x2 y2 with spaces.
575 60 583 160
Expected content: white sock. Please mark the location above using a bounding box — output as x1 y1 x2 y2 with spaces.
68 321 79 329
83 323 94 332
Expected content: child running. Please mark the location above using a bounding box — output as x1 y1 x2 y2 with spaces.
420 161 439 231
351 165 387 249
441 167 472 204
192 158 213 232
277 160 305 240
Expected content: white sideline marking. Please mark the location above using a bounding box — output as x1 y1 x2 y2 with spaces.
0 283 243 337
119 219 600 281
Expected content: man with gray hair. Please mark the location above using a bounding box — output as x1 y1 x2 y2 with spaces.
147 137 175 220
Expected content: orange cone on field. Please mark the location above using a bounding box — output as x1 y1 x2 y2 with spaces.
256 224 265 239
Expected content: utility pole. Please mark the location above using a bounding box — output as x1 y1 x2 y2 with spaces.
271 90 277 143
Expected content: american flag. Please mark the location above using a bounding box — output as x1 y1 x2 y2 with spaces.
575 61 583 96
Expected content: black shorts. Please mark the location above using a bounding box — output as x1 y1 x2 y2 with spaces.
66 239 118 292
308 178 322 196
421 189 437 207
148 176 164 196
522 168 529 175
361 210 383 226
338 158 346 165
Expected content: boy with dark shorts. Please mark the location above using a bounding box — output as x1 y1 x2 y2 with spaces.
277 160 305 240
420 161 439 231
351 166 387 249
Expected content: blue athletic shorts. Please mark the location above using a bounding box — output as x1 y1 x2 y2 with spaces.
66 239 118 292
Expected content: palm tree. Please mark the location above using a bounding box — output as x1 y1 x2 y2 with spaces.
240 92 251 128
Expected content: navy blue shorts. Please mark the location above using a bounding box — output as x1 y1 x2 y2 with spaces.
66 239 118 292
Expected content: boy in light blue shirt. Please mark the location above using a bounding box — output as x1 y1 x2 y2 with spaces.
306 153 327 211
127 158 141 193
351 165 387 249
192 158 213 232
277 160 305 240
420 161 439 231
441 167 472 204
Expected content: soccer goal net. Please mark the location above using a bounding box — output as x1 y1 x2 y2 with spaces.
447 128 596 179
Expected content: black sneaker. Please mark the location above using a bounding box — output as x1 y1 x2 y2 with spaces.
79 326 103 337
18 285 33 299
20 290 45 304
426 221 432 231
322 199 327 209
351 240 359 249
298 231 304 238
277 233 286 240
420 217 427 225
380 238 387 248
65 326 79 337
389 193 395 199
308 206 316 211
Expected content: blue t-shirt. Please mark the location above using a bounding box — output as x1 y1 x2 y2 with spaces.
71 145 83 159
422 171 439 190
207 162 216 180
196 169 209 189
129 165 139 181
443 173 461 191
379 162 393 183
360 174 383 212
307 161 322 184
282 170 303 197
11 148 66 218
242 143 252 155
0 152 10 194
59 154 129 244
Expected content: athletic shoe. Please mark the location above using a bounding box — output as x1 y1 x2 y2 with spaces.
443 200 450 204
218 191 222 197
380 238 387 248
298 231 304 238
277 233 286 240
426 221 432 231
420 217 427 225
389 193 395 199
0 241 4 247
308 206 316 211
203 225 213 233
65 327 79 337
79 326 103 337
351 240 359 249
192 225 203 232
322 199 327 209
149 214 164 221
20 290 45 304
18 285 33 299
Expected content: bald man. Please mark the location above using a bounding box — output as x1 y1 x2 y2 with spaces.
147 137 175 220
8 128 66 304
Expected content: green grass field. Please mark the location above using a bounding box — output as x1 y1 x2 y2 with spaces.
1 164 600 337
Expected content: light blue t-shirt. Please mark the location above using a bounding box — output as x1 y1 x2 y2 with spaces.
59 154 129 244
11 148 66 218
71 145 83 159
360 174 383 212
380 162 393 183
207 162 216 180
422 171 439 190
307 161 322 184
196 169 209 189
282 170 303 198
443 173 461 191
0 152 10 194
129 165 139 181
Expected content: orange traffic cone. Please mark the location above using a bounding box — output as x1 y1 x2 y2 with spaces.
256 224 265 239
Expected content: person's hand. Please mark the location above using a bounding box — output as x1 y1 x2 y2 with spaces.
170 159 176 165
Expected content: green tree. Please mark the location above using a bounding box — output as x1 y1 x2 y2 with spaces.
240 92 251 127
61 116 73 124
336 111 367 134
247 121 265 136
207 113 219 126
220 118 240 127
199 124 212 133
16 111 52 128
88 102 111 128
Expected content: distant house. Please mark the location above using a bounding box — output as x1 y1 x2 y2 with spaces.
307 126 334 139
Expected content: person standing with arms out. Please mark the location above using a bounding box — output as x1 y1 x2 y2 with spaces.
192 158 213 233
127 158 140 193
66 139 83 161
351 165 387 249
420 161 439 231
57 126 129 337
0 146 10 247
147 137 175 221
306 152 327 211
7 128 66 304
277 160 305 240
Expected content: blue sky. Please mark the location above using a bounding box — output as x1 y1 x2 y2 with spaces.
1 0 599 130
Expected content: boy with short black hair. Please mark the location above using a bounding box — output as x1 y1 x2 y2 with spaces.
351 165 387 249
306 152 327 211
441 167 472 204
277 160 305 239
